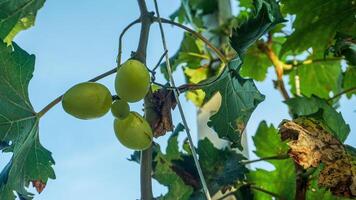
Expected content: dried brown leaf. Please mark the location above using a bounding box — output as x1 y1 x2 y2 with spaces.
279 118 356 198
144 88 177 137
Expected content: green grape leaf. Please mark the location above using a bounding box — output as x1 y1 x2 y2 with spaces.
160 33 206 80
285 96 350 142
248 121 296 200
240 43 271 81
197 138 249 195
154 152 194 200
147 125 249 199
153 124 194 200
288 61 342 99
166 123 184 160
281 0 356 54
0 41 55 199
343 66 356 98
0 0 45 42
202 58 265 149
184 67 208 107
230 0 285 55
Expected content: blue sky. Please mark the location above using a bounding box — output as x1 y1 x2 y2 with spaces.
0 0 355 199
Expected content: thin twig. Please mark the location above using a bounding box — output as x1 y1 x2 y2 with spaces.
117 18 141 67
37 67 117 118
151 50 168 72
328 86 356 101
153 0 212 199
241 154 289 165
154 17 227 64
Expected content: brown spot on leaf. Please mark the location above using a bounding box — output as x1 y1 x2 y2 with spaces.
279 118 356 198
32 180 46 194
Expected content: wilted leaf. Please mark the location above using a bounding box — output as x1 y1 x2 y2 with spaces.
279 118 356 198
144 89 177 137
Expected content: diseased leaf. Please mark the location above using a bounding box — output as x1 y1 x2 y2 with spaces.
288 61 342 99
285 96 350 142
281 0 356 54
202 58 265 149
306 166 349 200
0 0 45 42
248 121 296 200
279 118 356 198
0 41 55 199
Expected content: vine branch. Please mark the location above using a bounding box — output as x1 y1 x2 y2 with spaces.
134 0 154 199
257 40 290 100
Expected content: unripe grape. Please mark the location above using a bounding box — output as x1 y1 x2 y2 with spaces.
62 82 112 119
115 59 150 102
111 99 130 119
114 112 153 150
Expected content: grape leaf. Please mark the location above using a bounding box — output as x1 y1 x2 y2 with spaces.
202 58 265 149
0 41 55 199
288 60 342 99
281 0 356 54
154 152 194 200
197 138 249 195
146 124 250 199
240 44 271 81
343 66 356 98
0 0 45 42
160 33 206 80
248 121 296 200
285 96 350 142
230 0 285 55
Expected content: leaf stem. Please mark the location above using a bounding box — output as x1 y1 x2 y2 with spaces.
241 154 289 165
257 39 290 100
117 18 141 67
328 86 356 101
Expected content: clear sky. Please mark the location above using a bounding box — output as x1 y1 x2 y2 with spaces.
0 0 355 199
